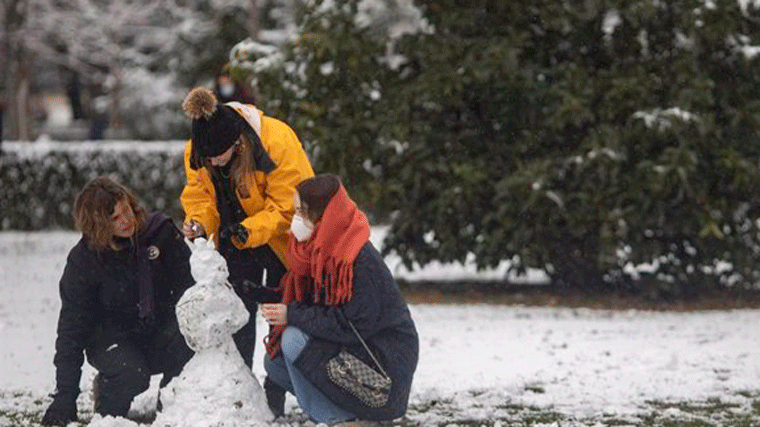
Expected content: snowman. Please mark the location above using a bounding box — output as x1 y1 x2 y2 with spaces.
152 237 273 427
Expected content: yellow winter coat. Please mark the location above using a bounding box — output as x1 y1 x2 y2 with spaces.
180 102 314 265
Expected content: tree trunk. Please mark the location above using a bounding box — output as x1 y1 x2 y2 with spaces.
109 69 122 134
548 230 604 291
7 49 31 141
15 66 30 141
248 0 259 40
2 0 31 141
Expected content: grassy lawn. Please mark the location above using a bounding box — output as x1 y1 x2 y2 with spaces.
399 281 760 311
3 391 759 426
396 392 760 426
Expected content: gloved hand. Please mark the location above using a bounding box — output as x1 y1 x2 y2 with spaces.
220 223 249 246
41 388 78 425
240 279 282 303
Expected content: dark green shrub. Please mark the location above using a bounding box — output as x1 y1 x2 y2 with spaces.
231 0 407 221
1 142 186 230
230 1 760 294
384 0 760 293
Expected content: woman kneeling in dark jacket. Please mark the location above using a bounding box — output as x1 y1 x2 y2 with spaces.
261 174 419 425
42 177 195 425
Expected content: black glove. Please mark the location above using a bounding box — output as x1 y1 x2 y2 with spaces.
240 279 282 303
220 223 249 245
41 388 78 425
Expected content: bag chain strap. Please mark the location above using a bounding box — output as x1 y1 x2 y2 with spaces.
347 319 390 380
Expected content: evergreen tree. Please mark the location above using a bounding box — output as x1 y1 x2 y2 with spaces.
384 0 760 294
233 0 760 294
231 0 425 218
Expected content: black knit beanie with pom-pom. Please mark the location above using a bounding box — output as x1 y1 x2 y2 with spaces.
182 87 241 168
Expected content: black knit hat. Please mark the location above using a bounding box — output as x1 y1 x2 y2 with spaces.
182 87 241 161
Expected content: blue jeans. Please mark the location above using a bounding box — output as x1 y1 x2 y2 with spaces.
263 326 357 424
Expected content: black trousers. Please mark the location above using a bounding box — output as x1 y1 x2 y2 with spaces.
85 317 193 417
225 243 286 368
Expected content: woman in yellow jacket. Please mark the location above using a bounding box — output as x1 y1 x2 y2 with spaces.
180 87 314 373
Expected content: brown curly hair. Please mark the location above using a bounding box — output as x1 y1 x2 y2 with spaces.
73 177 146 251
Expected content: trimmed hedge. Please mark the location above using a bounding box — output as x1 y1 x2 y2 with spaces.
1 141 187 230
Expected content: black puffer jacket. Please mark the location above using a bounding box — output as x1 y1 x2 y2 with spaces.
288 242 419 421
52 213 193 393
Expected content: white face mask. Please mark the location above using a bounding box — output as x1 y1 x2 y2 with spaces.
290 214 314 242
219 83 235 98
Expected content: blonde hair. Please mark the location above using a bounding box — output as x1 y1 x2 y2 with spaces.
73 177 146 251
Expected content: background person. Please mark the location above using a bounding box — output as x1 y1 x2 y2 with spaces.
214 67 257 105
0 100 4 151
261 174 419 424
179 86 314 370
42 177 194 425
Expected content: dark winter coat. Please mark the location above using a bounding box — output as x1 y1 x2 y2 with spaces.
288 242 419 421
52 213 193 393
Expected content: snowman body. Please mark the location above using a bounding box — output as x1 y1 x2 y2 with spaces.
153 238 273 427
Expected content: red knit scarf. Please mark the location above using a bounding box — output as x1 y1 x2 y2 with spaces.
265 184 370 358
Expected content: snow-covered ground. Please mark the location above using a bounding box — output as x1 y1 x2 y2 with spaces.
2 230 760 426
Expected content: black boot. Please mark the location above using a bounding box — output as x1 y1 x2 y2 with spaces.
263 376 286 418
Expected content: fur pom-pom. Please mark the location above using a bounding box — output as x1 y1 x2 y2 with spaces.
182 87 218 120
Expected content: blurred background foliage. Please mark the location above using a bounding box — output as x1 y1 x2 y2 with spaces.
0 144 186 230
4 0 760 296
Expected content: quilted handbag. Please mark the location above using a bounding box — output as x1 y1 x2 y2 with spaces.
326 321 392 407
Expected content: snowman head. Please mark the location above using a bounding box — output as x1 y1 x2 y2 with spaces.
186 237 228 285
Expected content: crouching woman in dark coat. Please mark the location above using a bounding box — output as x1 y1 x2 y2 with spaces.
261 174 419 424
41 177 195 425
